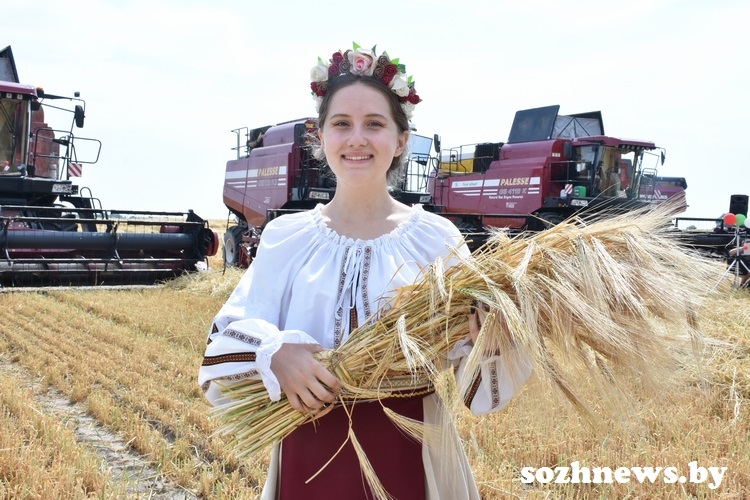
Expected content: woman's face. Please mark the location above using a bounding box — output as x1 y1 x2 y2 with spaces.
318 82 408 189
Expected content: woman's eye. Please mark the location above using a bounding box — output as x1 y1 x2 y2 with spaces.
368 121 384 128
332 121 349 127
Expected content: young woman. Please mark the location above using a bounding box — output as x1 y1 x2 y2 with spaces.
199 44 530 499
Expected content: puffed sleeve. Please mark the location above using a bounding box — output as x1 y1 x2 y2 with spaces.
449 339 532 415
198 217 320 405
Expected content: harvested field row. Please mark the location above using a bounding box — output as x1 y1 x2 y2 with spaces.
1 266 749 498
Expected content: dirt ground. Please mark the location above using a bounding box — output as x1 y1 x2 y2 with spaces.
0 356 197 499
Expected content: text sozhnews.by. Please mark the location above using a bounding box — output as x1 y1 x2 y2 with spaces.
521 461 727 490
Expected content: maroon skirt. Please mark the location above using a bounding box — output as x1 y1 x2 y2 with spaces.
278 394 427 500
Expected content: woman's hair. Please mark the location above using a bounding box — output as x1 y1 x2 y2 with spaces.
311 73 410 187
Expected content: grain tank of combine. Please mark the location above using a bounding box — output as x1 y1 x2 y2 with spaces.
0 46 218 287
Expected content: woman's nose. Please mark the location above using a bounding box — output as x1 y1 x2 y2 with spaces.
347 126 367 146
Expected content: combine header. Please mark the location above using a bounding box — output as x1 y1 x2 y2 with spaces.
0 46 218 287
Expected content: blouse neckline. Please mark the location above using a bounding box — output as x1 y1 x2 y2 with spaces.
310 204 424 246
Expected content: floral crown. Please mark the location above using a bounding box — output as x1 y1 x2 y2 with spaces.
310 43 421 119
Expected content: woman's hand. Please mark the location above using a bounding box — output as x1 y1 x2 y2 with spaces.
271 343 343 413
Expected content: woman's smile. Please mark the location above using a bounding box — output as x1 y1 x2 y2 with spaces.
342 154 373 162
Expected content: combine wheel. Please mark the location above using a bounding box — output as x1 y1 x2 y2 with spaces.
537 212 565 230
222 226 245 267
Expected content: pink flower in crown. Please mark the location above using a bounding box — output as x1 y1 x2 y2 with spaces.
347 48 376 76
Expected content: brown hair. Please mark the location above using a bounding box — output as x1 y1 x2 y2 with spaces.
312 73 410 187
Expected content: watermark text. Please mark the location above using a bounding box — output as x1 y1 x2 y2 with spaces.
520 461 727 490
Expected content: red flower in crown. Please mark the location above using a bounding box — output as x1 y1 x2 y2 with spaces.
382 64 398 85
310 81 326 97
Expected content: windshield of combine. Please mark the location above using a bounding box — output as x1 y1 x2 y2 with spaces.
0 97 27 171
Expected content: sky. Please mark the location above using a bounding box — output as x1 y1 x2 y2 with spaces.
3 0 749 222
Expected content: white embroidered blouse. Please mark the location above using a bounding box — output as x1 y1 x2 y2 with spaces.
199 204 528 415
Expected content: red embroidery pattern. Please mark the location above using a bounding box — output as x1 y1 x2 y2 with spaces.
201 352 256 366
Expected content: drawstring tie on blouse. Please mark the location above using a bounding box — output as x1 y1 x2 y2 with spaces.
335 244 365 320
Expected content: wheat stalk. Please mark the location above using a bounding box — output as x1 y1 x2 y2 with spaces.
211 201 719 490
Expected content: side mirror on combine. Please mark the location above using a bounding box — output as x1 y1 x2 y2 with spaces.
433 134 441 154
74 105 85 128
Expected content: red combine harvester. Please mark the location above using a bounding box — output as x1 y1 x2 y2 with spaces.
0 46 218 287
221 106 729 267
422 105 686 234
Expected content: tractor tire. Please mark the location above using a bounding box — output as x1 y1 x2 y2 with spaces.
222 226 244 267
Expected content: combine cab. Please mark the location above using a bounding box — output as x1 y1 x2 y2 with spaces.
0 46 218 287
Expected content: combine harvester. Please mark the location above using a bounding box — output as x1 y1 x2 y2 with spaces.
220 105 738 267
0 46 218 287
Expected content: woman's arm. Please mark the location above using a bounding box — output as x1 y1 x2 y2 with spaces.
450 304 532 415
199 215 342 409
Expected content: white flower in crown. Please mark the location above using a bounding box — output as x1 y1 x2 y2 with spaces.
401 102 416 120
389 75 410 98
310 62 328 83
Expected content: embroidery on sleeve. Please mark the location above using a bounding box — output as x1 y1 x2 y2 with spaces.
463 372 483 408
207 323 220 345
201 369 259 393
489 362 500 408
201 352 257 366
224 328 262 346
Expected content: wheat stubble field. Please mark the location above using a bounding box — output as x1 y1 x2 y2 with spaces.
1 237 749 499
